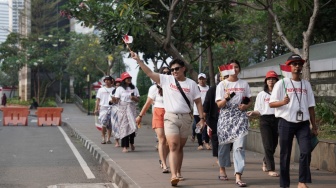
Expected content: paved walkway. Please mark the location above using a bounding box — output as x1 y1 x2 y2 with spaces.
61 103 336 188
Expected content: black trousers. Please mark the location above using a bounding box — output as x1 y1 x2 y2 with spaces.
121 132 136 148
278 118 312 187
207 116 218 157
259 115 279 171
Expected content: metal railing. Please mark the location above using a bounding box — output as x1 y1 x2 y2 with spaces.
73 94 83 104
55 94 63 104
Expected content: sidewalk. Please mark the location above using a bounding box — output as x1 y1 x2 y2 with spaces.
60 103 336 188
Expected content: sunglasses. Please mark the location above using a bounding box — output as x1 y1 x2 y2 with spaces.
290 62 303 67
170 67 181 72
162 71 171 75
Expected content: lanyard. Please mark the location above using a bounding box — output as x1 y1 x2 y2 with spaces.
289 79 302 110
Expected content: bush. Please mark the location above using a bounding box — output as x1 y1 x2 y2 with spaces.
8 97 31 106
8 97 57 107
316 99 336 125
83 99 96 112
39 98 57 107
138 95 152 114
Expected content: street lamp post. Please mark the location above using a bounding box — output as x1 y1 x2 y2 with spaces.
87 74 90 115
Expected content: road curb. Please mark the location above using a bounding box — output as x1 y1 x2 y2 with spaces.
64 122 140 188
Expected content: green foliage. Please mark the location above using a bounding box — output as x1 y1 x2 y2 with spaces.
138 95 151 114
318 123 336 141
62 0 238 77
7 97 31 106
316 99 336 125
136 69 152 96
82 99 96 113
7 97 57 107
38 98 57 107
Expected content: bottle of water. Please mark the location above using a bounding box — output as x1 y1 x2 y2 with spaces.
195 124 201 134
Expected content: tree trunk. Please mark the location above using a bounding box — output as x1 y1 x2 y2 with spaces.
267 0 319 81
40 80 56 105
266 1 273 59
206 46 215 86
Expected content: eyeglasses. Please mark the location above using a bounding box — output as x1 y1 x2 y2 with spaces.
162 71 170 75
290 62 303 67
170 67 181 72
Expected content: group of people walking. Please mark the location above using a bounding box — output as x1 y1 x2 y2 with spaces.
95 53 318 188
94 73 140 153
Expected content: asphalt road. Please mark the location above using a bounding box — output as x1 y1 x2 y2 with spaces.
0 111 113 188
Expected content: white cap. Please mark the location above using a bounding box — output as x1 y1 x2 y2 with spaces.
198 73 206 79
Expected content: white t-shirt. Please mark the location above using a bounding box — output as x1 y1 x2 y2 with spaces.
148 84 164 108
269 78 315 123
193 85 209 115
96 86 115 107
159 74 201 114
254 91 275 115
215 79 252 105
115 86 140 102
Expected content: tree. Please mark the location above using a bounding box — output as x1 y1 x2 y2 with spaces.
62 0 238 81
136 68 152 96
234 0 321 80
0 33 25 96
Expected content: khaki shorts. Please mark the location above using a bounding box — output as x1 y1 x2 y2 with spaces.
164 112 192 138
152 107 165 129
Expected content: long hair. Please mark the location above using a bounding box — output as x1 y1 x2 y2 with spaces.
121 80 135 90
156 67 170 96
227 59 241 72
263 78 279 94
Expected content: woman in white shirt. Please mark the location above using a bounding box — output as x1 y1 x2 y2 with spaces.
114 72 140 153
215 60 252 187
136 67 171 173
247 71 279 177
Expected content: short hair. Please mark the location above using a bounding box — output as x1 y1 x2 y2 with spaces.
169 59 187 75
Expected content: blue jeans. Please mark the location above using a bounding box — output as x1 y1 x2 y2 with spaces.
218 135 246 174
278 118 312 187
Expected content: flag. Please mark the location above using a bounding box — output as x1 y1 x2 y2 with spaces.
218 64 235 76
123 34 133 43
280 64 292 78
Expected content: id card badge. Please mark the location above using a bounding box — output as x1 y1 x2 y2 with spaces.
296 110 303 121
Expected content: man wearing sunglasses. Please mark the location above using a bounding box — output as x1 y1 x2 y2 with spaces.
131 52 205 186
269 54 318 188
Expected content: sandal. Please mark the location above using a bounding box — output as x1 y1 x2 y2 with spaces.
268 171 279 177
101 141 106 144
162 168 169 173
177 176 184 181
218 175 229 181
122 148 128 153
236 180 247 187
159 160 162 168
204 143 212 150
171 177 179 186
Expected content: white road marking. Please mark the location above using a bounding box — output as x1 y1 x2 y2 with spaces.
58 126 95 179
